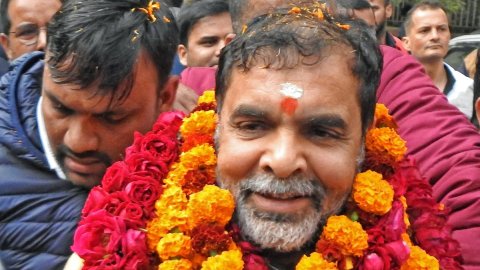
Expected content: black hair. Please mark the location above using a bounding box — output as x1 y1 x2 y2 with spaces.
471 49 480 128
164 0 183 7
404 1 449 34
0 0 11 34
177 0 229 45
47 0 179 106
216 7 382 135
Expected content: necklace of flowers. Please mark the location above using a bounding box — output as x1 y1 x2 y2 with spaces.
72 90 463 269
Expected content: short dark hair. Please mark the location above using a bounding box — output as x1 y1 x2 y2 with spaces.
177 0 229 45
216 7 383 134
0 0 11 34
46 0 178 105
404 1 449 34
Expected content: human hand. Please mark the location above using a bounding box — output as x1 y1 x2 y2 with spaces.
173 83 199 114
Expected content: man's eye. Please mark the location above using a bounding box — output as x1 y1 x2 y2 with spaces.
100 114 125 125
237 121 265 131
307 127 341 139
15 26 38 38
52 102 73 115
200 38 218 47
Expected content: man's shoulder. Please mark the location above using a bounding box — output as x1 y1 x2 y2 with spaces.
0 52 47 169
180 67 217 95
444 62 473 85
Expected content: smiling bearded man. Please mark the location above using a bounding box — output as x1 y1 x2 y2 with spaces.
213 7 382 269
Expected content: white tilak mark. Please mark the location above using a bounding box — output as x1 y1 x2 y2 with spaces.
280 83 303 99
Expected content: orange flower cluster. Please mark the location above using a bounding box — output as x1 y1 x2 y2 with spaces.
400 246 440 270
320 215 369 257
147 100 444 269
366 127 407 169
374 103 398 129
296 252 338 270
147 91 243 269
353 170 394 215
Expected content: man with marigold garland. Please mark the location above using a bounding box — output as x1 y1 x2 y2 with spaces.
67 2 466 269
214 9 380 267
0 0 179 269
182 0 480 268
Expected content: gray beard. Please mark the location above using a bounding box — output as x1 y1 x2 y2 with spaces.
215 125 365 253
218 173 349 253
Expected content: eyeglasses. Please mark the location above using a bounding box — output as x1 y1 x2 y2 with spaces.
9 24 46 46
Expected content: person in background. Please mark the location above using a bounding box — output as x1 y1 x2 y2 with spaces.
0 46 8 75
0 0 61 61
0 0 178 268
175 0 232 98
177 0 232 68
402 1 473 117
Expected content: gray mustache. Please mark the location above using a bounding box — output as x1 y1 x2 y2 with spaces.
239 173 325 201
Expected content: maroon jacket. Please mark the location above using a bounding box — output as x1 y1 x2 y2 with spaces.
378 45 480 269
180 45 480 269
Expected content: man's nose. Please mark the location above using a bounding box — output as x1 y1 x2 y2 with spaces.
259 130 307 178
36 28 47 51
215 39 227 57
430 29 440 40
64 117 100 154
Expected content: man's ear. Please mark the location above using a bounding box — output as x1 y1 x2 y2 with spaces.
0 33 12 60
158 75 179 112
225 33 236 46
177 44 188 66
385 4 393 19
475 97 480 129
401 36 411 51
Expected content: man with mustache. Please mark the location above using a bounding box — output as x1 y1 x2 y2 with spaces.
402 1 474 117
216 0 479 268
214 8 382 268
0 0 178 269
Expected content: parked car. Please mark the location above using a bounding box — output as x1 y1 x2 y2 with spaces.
445 32 480 71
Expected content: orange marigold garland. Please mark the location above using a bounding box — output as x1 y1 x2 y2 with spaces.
73 90 462 269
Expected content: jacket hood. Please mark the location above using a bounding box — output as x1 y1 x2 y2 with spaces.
0 52 48 169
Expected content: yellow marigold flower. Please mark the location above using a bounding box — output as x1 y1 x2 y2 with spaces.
157 233 192 261
147 217 168 250
366 127 407 167
197 90 216 105
159 259 193 270
180 144 217 171
155 185 188 213
401 233 413 247
181 110 217 138
321 215 369 257
201 249 244 270
164 163 188 187
187 185 235 229
296 252 338 270
165 144 216 188
374 103 397 129
353 170 394 215
400 246 439 270
399 196 410 228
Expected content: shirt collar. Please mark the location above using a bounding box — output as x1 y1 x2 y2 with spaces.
36 96 67 180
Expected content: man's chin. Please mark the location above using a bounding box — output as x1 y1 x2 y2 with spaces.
237 203 322 252
65 171 103 189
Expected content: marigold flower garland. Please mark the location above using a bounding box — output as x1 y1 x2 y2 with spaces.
72 94 463 269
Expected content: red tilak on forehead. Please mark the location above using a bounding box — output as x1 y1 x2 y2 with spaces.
279 83 303 116
281 97 298 116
